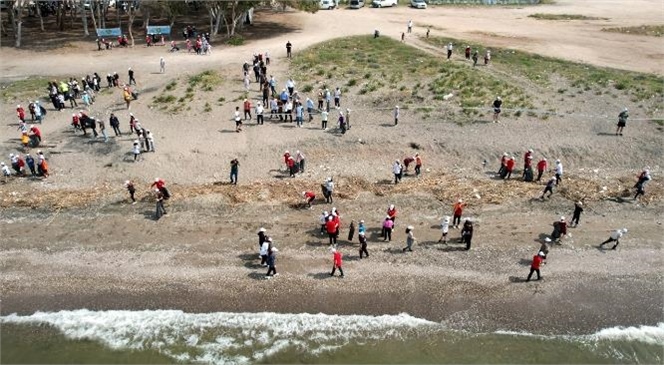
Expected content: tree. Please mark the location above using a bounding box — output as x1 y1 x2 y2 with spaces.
275 0 319 13
127 3 137 46
35 0 45 31
7 0 27 48
222 1 254 37
78 0 90 36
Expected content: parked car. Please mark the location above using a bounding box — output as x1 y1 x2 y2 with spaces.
372 0 397 8
410 0 427 8
319 0 337 9
350 0 365 9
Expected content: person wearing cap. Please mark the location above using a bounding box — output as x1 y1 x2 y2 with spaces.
554 159 563 185
125 180 137 204
303 191 315 209
438 216 450 244
540 177 556 200
359 231 369 259
600 228 628 250
319 211 329 234
16 105 25 122
326 216 339 245
260 237 271 267
330 247 344 277
323 177 334 203
295 150 305 173
36 151 48 178
616 108 628 136
403 226 416 252
243 99 252 120
452 199 467 229
128 67 136 86
536 158 548 182
526 251 546 282
551 216 567 242
498 152 508 176
230 159 239 185
387 204 397 226
504 156 515 180
571 201 584 227
461 219 474 250
358 220 366 235
634 168 651 200
265 243 279 278
132 140 141 162
154 188 167 219
393 160 403 184
258 227 267 252
382 216 394 241
25 153 36 176
394 106 400 126
492 96 502 123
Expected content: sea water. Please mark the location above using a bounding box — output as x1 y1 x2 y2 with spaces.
2 310 662 364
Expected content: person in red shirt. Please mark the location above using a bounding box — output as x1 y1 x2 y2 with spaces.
387 204 397 226
17 105 25 122
150 178 171 200
526 251 546 281
504 157 515 179
71 113 81 131
303 191 315 209
287 156 296 177
325 216 338 245
403 157 415 174
536 158 548 181
523 149 533 170
498 152 508 176
452 199 466 229
283 151 290 172
243 99 252 120
330 248 344 277
415 153 422 176
29 125 42 142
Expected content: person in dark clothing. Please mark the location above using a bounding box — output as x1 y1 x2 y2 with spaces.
109 113 121 136
571 201 584 227
128 68 137 86
25 154 36 176
461 219 473 250
492 97 502 123
347 221 355 242
540 177 556 199
472 50 479 67
125 180 136 204
265 245 278 278
526 251 545 282
230 158 239 185
616 107 628 136
286 41 292 58
359 232 369 258
154 189 167 219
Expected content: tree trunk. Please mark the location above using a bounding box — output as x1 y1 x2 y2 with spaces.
10 1 24 48
97 0 104 29
35 0 44 31
89 0 98 33
79 1 89 36
116 2 121 28
142 8 150 31
127 6 135 46
70 2 76 29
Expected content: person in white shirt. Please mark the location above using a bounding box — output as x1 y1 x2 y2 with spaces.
286 78 296 96
324 177 334 203
394 106 400 126
600 228 627 250
393 160 403 184
1 162 11 179
407 20 413 33
159 57 165 73
446 42 453 60
260 239 270 266
295 150 305 173
284 100 293 122
555 159 563 185
243 74 250 91
319 211 329 234
270 98 278 119
324 88 331 112
234 106 242 132
334 87 342 108
438 216 450 244
321 109 329 130
256 102 264 125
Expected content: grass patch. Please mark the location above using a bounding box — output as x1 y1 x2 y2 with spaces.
302 84 314 92
0 76 55 102
602 25 664 37
423 36 664 102
164 80 177 91
226 35 245 46
153 94 176 104
528 13 608 21
188 70 222 92
203 102 212 112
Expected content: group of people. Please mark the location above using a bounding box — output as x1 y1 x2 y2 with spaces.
1 150 49 180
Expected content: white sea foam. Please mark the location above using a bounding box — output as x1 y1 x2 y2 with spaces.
494 323 664 345
1 310 438 364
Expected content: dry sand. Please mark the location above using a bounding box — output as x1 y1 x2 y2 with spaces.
0 0 663 334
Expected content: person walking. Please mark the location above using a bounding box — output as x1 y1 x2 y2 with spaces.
394 105 400 125
159 57 166 73
472 50 479 67
540 177 556 199
286 41 292 58
634 168 651 200
128 67 137 86
358 231 369 258
600 228 628 250
326 216 338 245
257 227 267 253
260 237 271 267
154 189 167 219
536 158 548 182
234 106 242 132
492 96 502 123
330 248 344 277
403 226 416 252
461 219 474 250
324 177 334 203
243 99 252 120
321 109 329 130
414 153 422 176
109 113 121 136
132 140 141 162
98 119 109 143
465 46 471 60
504 157 515 179
125 180 137 204
382 216 394 241
256 102 264 125
616 108 628 136
526 251 546 282
452 199 466 229
230 158 239 185
571 201 584 227
554 159 563 185
393 160 403 184
265 244 279 278
438 216 450 244
446 42 453 60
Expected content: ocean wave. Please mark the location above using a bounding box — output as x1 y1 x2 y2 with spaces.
494 323 664 345
1 310 439 364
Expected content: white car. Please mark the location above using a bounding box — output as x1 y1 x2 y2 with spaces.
372 0 397 8
319 0 337 9
410 0 427 9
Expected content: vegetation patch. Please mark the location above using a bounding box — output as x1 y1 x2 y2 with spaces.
0 76 55 102
188 70 222 92
528 13 608 21
226 35 245 46
602 25 664 37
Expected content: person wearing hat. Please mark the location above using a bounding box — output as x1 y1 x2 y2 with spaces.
634 168 651 200
257 227 267 253
461 219 474 250
452 199 467 229
504 156 515 180
326 215 339 246
616 107 628 136
498 152 508 176
330 247 344 277
403 226 416 252
256 101 264 125
358 231 369 259
492 96 502 123
438 216 450 244
265 243 279 278
132 140 141 162
125 180 137 204
154 188 167 219
387 204 397 226
243 98 252 120
230 159 239 185
551 216 567 242
260 237 271 267
382 216 394 241
571 201 584 227
526 251 546 282
393 160 403 184
358 220 366 235
536 158 548 182
37 151 49 178
600 228 628 250
16 104 25 122
554 159 563 185
319 211 329 235
540 176 556 200
303 191 315 209
394 106 400 126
